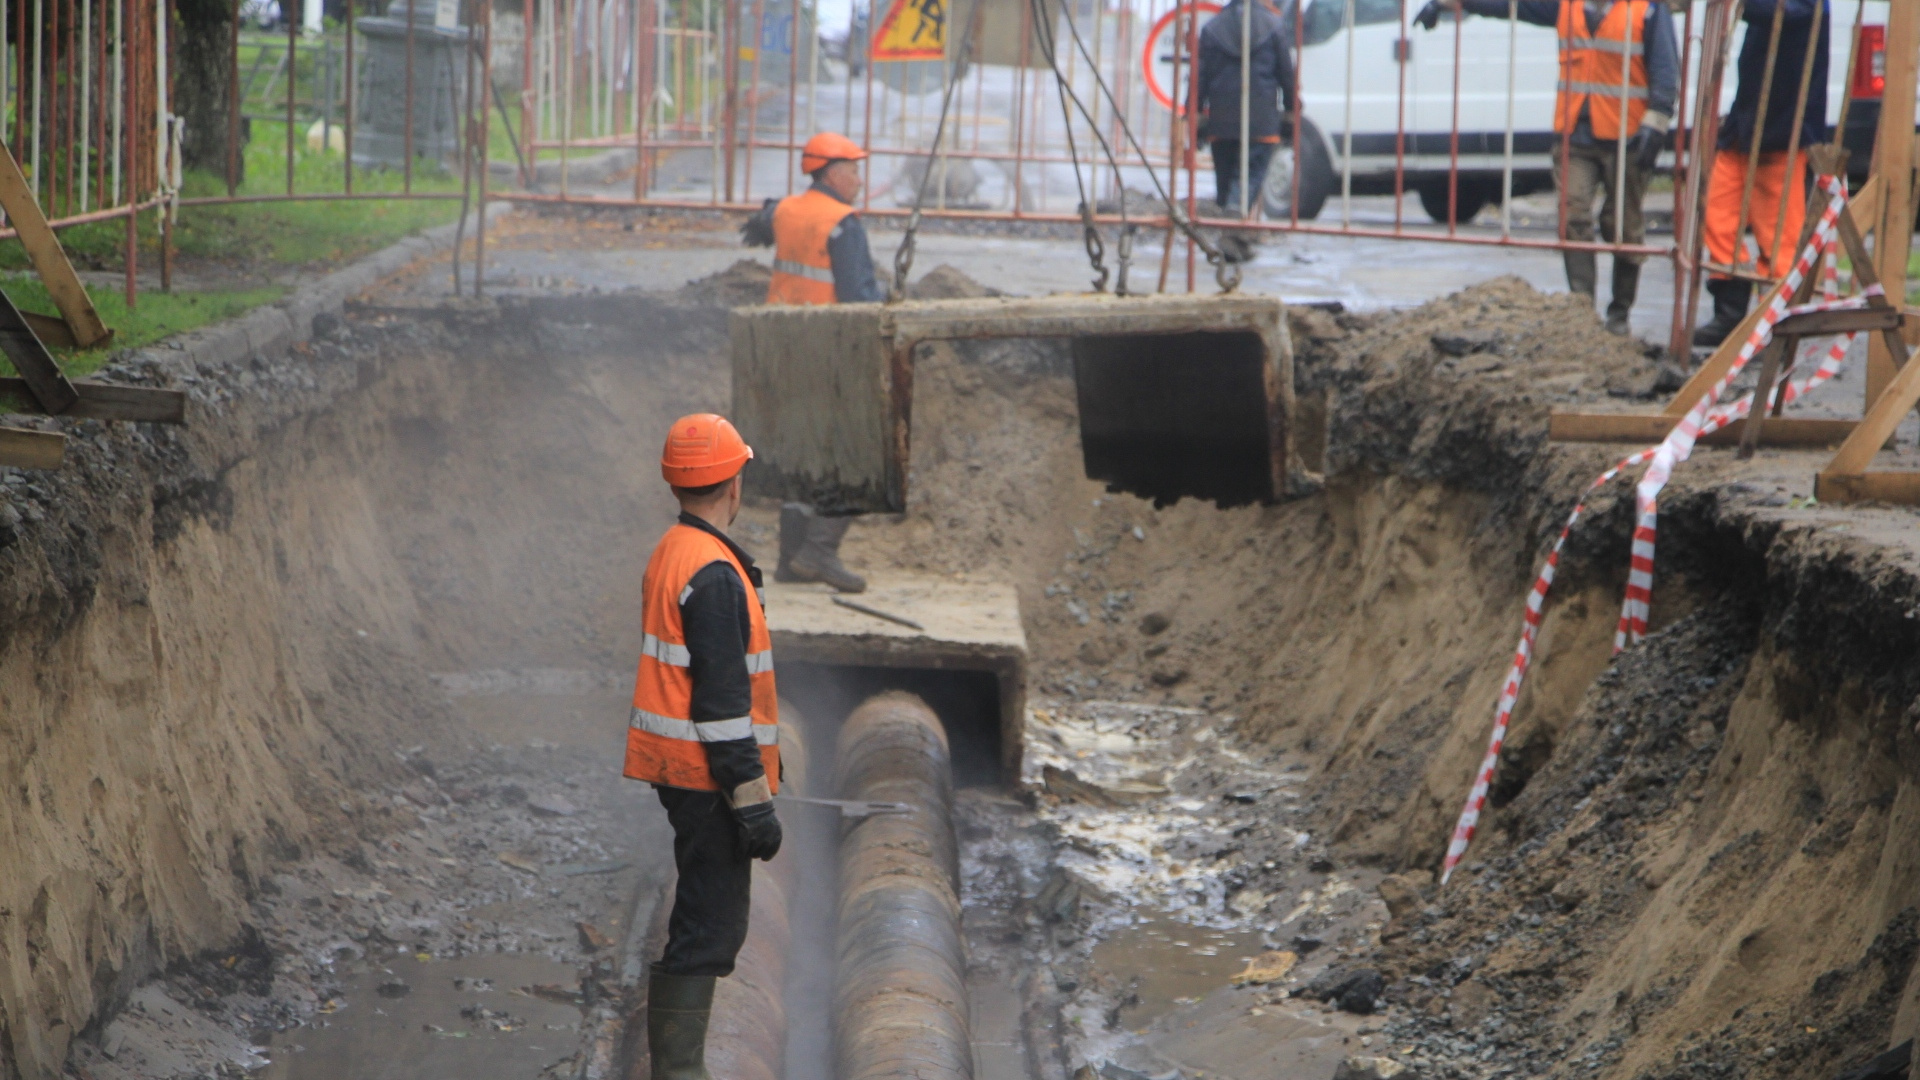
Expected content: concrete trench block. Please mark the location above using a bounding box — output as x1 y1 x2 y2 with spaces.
730 292 1305 513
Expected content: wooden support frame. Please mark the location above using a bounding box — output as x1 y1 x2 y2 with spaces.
0 137 111 350
1815 0 1920 504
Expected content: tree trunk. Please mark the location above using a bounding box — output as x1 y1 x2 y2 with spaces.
175 0 244 182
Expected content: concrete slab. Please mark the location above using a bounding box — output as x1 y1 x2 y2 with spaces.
763 574 1028 778
732 292 1299 513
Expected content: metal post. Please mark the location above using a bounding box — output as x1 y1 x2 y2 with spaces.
287 0 297 194
478 0 490 293
1341 0 1355 225
1233 0 1247 218
1499 0 1513 238
404 0 416 190
346 0 356 191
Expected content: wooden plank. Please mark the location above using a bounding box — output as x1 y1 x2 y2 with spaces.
1815 470 1920 505
18 311 74 348
0 426 63 468
0 138 110 349
1828 203 1912 369
1771 305 1904 337
0 378 186 422
1738 336 1794 459
1548 412 1860 447
0 285 76 414
1868 0 1919 403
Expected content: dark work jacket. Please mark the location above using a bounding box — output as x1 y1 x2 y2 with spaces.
1197 0 1297 142
673 511 767 794
1718 0 1829 153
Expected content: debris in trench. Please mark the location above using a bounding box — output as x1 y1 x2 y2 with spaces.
1333 1055 1416 1080
1303 967 1384 1015
527 793 579 817
1043 765 1169 807
574 921 613 951
520 983 587 1006
1229 950 1298 986
376 979 412 998
498 852 542 875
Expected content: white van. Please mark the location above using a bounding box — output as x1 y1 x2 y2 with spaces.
1264 0 1909 222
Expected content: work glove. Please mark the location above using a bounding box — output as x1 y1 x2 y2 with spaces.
739 197 779 248
1278 114 1295 141
1414 0 1446 30
1629 111 1671 173
735 801 783 861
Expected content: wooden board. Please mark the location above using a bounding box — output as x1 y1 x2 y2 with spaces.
0 377 186 422
1814 470 1920 505
1867 0 1919 403
0 426 63 468
1770 305 1903 337
1548 412 1860 447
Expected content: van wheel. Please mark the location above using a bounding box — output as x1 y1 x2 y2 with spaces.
1417 178 1496 224
1262 119 1334 222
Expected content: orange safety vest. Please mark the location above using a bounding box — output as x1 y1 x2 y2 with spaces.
624 523 781 793
1555 0 1650 141
767 188 854 305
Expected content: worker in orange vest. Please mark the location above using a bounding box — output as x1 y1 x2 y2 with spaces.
1421 0 1677 336
1692 0 1828 347
630 413 783 1080
740 131 879 593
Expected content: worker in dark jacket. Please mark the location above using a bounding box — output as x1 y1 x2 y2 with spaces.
629 413 783 1080
1422 0 1678 335
1693 0 1829 346
1197 0 1297 218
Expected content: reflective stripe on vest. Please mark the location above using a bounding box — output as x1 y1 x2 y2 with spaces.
625 523 780 793
768 188 855 305
773 258 835 283
1554 0 1650 141
629 708 781 744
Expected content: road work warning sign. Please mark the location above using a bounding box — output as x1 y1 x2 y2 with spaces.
871 0 945 61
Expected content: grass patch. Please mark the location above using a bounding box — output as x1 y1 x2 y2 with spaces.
0 274 285 379
2 119 466 273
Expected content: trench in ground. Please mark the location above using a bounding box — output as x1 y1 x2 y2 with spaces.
38 267 1920 1080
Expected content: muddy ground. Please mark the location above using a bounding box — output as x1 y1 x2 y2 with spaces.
7 223 1920 1080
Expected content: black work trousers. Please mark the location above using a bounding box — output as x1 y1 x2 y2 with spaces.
653 786 753 977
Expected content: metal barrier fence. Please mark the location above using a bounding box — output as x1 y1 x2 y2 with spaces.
511 0 1871 357
0 0 1866 358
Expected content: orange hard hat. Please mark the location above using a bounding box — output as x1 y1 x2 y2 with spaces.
801 132 868 175
661 413 753 488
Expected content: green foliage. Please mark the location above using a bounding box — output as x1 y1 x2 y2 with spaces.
0 274 285 379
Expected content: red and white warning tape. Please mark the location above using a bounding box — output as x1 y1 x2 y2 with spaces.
1440 176 1855 883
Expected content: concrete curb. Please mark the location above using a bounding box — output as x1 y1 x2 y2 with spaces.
138 201 513 372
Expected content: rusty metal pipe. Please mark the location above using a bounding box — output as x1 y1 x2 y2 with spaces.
833 692 971 1080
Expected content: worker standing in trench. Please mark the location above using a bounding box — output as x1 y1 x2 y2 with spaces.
741 131 880 594
1420 0 1678 336
627 413 784 1080
1690 0 1828 347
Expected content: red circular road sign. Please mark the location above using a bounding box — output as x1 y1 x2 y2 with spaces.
1141 1 1220 113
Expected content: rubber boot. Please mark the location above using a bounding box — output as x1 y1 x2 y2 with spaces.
1563 249 1598 300
776 503 811 579
1692 277 1753 348
1605 259 1640 336
647 971 714 1080
786 514 866 593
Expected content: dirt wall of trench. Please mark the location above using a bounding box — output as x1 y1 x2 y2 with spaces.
0 276 745 1080
841 271 1920 1078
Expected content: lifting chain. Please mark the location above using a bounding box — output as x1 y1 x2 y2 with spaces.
1080 203 1110 293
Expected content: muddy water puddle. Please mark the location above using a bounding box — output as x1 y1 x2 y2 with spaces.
1092 916 1269 1031
261 954 585 1080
